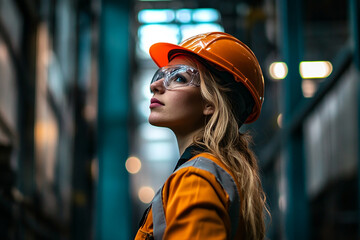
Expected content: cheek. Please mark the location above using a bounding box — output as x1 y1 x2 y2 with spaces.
171 90 205 119
148 89 205 129
172 90 203 109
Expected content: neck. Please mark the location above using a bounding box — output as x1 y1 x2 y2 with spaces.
174 129 201 156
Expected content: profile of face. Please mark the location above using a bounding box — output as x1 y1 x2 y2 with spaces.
148 55 214 135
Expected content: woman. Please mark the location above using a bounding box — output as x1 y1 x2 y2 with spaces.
135 32 269 240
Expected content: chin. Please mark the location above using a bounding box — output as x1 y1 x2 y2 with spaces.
148 121 162 127
148 116 167 127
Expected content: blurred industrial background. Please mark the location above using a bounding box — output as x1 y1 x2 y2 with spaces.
0 0 359 239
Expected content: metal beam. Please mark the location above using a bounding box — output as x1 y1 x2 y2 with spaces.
279 0 309 239
349 0 360 237
96 1 131 239
71 7 94 239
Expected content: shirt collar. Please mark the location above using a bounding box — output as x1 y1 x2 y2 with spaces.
173 144 205 171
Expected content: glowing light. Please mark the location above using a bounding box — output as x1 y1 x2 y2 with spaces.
269 62 288 80
138 186 155 204
300 61 332 79
176 9 192 23
91 158 98 181
137 24 178 58
125 156 142 174
192 9 220 22
278 195 286 212
35 120 58 147
277 113 283 128
138 9 175 23
302 79 317 98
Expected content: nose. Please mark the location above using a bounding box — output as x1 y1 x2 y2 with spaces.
150 78 166 93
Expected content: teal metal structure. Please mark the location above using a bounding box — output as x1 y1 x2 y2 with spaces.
349 0 360 237
279 0 309 239
96 0 131 239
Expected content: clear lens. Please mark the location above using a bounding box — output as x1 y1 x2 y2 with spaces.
151 64 200 90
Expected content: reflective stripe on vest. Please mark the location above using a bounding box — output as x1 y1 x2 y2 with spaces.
152 156 240 239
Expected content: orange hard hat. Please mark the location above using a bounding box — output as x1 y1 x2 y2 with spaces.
149 32 264 123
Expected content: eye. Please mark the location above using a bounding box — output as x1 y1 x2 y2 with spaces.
173 74 188 83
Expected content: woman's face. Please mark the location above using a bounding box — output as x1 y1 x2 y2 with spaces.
148 56 211 134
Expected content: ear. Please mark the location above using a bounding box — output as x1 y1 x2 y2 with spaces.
203 103 214 116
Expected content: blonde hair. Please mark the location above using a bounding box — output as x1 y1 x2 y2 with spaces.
184 57 269 240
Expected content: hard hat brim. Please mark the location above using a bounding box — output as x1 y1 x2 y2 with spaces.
149 42 191 68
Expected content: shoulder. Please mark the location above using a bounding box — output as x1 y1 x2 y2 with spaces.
165 154 228 191
162 153 240 206
176 153 238 187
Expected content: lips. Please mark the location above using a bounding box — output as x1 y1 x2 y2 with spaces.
150 98 164 108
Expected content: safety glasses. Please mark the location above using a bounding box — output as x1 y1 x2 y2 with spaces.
150 64 200 91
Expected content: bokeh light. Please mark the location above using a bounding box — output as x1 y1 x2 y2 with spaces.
138 186 155 204
125 156 142 174
300 61 333 79
269 62 288 80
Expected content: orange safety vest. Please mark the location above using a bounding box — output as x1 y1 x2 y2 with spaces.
135 153 244 240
